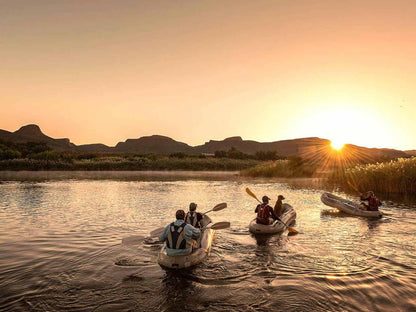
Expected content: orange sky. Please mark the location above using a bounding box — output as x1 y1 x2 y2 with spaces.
1 1 415 150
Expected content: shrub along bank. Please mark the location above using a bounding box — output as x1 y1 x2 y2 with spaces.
328 157 416 195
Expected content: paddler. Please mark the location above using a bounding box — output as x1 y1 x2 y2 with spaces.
255 195 278 225
185 202 203 228
360 191 382 211
159 209 201 256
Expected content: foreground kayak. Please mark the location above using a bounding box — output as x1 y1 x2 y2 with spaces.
321 192 383 218
249 203 297 234
158 215 214 269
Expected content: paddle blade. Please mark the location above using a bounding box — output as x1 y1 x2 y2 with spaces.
287 227 299 235
210 221 231 230
246 188 260 202
212 202 227 211
149 227 165 237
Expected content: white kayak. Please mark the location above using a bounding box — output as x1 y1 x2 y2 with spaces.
158 215 215 269
321 192 383 218
249 203 297 234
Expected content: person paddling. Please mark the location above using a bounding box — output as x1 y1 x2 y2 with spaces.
159 210 201 256
185 202 203 228
360 191 382 211
255 195 278 225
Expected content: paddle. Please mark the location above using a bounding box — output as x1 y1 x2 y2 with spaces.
245 187 299 235
202 202 227 215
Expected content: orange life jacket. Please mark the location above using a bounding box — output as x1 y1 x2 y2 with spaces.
368 196 379 211
256 203 272 224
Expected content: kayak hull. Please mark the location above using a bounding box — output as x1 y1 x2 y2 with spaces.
157 216 214 269
321 192 383 218
249 203 296 234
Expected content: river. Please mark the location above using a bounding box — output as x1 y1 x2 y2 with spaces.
0 171 415 311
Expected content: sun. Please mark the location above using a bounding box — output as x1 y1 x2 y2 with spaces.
331 140 344 150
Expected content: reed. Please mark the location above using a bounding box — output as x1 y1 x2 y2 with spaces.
0 156 259 171
240 159 317 177
329 157 416 195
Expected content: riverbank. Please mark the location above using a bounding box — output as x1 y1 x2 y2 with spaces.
0 156 259 171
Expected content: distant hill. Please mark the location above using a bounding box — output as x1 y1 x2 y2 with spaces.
193 136 331 157
0 124 412 160
0 124 75 151
115 135 193 154
75 144 114 152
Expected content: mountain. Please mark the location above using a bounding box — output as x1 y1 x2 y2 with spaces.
75 144 114 152
0 124 412 160
0 124 75 151
193 136 330 156
115 135 193 154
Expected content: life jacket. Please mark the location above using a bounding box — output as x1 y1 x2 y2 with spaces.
185 212 200 228
368 196 379 211
256 203 271 224
166 222 187 249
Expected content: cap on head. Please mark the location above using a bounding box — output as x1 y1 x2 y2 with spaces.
278 195 285 200
189 202 197 211
176 209 185 220
262 195 270 203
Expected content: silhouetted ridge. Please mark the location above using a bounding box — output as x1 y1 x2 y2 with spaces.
14 124 45 137
0 124 411 158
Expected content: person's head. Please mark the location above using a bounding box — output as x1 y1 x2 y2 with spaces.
189 202 197 211
278 195 285 200
262 195 270 204
176 209 185 220
368 191 375 197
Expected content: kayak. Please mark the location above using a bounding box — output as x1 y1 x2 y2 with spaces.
321 192 383 218
249 203 296 234
157 215 215 269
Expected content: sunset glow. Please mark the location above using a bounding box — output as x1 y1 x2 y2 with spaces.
331 141 344 151
0 1 415 150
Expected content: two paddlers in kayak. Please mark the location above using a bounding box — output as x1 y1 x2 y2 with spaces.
158 203 203 256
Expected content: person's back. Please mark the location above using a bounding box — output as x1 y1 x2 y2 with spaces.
360 191 382 211
185 202 203 228
255 195 276 225
159 209 201 256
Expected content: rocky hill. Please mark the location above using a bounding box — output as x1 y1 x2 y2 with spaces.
0 124 75 151
115 135 193 154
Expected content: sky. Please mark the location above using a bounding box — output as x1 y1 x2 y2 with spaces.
1 0 415 150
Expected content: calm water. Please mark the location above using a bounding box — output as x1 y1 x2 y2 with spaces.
0 172 415 312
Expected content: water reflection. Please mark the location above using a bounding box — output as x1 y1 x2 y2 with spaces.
0 175 416 312
160 270 199 312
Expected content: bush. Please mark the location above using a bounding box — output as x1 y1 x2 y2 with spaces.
328 157 416 195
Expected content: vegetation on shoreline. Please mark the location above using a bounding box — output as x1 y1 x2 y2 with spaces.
0 155 260 171
328 157 416 195
0 140 284 171
240 156 318 178
2 140 415 196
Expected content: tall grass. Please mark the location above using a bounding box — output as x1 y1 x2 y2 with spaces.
0 156 259 171
329 157 416 195
240 159 317 177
